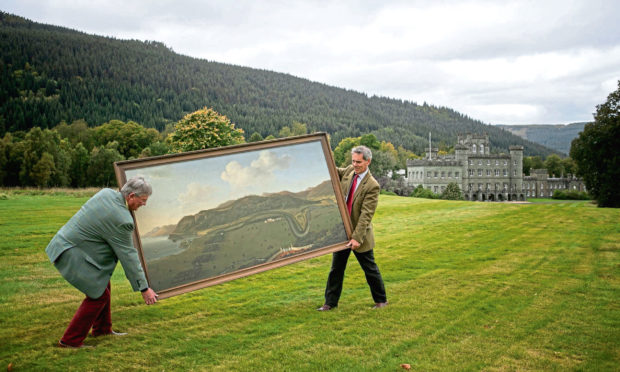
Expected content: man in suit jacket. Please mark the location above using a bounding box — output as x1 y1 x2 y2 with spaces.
317 145 388 311
46 176 158 348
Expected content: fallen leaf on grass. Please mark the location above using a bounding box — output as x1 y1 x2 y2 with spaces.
400 363 411 370
8 362 13 371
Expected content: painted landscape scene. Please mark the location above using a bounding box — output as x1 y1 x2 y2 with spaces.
124 139 348 293
142 180 345 291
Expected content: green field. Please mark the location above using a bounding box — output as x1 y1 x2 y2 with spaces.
0 192 618 371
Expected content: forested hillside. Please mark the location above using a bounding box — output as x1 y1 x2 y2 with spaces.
0 12 555 156
497 122 587 154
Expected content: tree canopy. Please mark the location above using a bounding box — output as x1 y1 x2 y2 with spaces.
167 107 245 153
570 81 620 207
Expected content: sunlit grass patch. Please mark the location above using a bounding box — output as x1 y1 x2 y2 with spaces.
0 194 618 371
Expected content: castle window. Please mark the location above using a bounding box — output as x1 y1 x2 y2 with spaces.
434 171 438 178
504 160 507 166
427 171 431 178
469 159 473 165
480 144 484 154
487 159 490 166
448 171 452 178
503 169 507 176
486 183 490 190
495 169 499 177
478 183 482 190
472 144 477 153
478 160 482 166
478 169 482 176
434 186 438 193
441 171 445 178
495 183 499 190
514 160 517 166
486 169 491 176
455 172 459 178
513 170 517 176
496 160 499 166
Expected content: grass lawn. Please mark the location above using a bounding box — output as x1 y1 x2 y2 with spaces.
0 192 618 371
527 198 592 204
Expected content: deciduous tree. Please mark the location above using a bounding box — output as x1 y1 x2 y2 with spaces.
95 120 159 159
87 142 125 187
291 121 308 136
31 152 55 187
249 132 264 142
570 81 620 207
333 137 359 167
167 107 245 153
544 154 564 177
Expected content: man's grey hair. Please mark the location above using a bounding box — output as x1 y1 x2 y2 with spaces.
121 176 152 197
351 145 373 161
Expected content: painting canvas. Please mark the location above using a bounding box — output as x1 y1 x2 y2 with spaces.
114 133 351 299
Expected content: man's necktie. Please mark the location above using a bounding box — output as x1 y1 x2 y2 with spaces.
346 174 358 215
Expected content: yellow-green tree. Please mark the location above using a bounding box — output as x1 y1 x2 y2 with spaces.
167 107 245 153
333 137 360 167
291 121 308 136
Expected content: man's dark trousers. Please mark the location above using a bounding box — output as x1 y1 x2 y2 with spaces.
324 248 387 307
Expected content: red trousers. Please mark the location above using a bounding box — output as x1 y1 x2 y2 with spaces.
61 282 112 347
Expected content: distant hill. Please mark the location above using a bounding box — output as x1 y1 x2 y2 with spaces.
169 180 334 240
0 12 557 157
497 122 587 155
142 224 177 238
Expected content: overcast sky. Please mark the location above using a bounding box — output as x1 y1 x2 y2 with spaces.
3 0 619 125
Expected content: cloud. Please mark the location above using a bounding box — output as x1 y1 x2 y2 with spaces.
220 150 291 189
178 182 216 214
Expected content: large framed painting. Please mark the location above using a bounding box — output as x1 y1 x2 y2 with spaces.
114 133 352 299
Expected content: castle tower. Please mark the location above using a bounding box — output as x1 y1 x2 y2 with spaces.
454 143 469 162
510 145 524 196
457 133 489 155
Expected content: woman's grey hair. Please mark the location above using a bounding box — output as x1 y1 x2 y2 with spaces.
121 176 152 197
351 145 373 161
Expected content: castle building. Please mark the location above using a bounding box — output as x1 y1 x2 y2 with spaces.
523 169 586 198
405 133 584 201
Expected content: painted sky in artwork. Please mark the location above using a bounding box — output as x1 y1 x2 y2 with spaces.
125 140 332 234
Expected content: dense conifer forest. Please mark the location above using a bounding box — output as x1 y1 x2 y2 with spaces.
0 12 555 157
